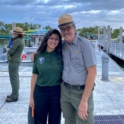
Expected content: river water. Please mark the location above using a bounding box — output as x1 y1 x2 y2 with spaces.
0 39 34 48
0 39 8 48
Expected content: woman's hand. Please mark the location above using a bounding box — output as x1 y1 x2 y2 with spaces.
29 97 34 108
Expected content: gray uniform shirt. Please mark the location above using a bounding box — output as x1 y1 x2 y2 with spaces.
62 34 96 85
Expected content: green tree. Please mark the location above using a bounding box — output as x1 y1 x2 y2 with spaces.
111 29 119 38
4 24 12 34
43 25 52 29
0 21 5 35
0 21 4 28
0 22 42 35
78 26 99 38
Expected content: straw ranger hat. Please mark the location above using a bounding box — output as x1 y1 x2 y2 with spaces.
58 14 74 28
11 27 25 34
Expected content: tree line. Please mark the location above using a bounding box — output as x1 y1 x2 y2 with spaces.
77 26 120 39
0 21 53 35
0 21 121 39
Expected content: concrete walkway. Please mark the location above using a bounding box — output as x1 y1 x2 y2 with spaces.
0 45 124 124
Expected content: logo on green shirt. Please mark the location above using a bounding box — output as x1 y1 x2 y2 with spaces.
38 57 45 64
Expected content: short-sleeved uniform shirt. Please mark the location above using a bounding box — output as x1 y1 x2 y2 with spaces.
62 34 96 85
33 50 63 86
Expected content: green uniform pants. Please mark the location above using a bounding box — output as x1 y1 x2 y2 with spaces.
61 83 94 124
8 62 20 99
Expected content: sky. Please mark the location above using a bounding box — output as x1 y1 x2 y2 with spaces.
0 0 124 29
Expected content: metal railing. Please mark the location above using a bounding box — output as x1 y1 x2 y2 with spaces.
109 41 124 60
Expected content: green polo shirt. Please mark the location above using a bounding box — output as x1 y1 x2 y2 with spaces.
32 50 63 86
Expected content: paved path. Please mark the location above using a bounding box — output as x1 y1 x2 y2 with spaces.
0 44 124 124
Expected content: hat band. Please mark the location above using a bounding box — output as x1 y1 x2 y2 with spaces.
58 21 74 27
13 31 23 34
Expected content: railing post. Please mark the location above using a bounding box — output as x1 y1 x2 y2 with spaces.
34 36 40 47
119 27 123 44
97 28 100 50
98 29 100 41
12 22 16 30
101 54 109 81
107 26 111 54
103 26 106 51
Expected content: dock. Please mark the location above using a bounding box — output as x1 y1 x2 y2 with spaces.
0 43 124 124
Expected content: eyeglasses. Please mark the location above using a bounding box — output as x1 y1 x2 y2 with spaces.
60 25 73 32
13 32 18 35
49 37 59 42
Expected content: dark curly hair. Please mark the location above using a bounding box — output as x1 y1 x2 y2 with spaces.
37 29 62 56
36 29 62 65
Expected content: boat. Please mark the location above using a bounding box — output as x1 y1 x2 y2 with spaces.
0 47 37 66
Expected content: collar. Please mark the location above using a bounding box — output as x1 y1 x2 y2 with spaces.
72 33 79 45
65 33 79 46
45 50 56 55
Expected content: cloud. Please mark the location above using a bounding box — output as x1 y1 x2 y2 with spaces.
0 0 35 5
0 0 124 29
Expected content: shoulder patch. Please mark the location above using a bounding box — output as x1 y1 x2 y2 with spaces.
63 45 67 50
62 40 67 50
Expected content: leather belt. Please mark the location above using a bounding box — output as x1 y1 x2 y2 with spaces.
64 82 85 90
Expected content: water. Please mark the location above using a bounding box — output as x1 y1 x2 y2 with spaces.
0 38 34 48
0 39 9 48
109 54 124 69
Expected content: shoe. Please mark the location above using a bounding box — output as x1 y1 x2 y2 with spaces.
6 96 18 102
7 94 12 98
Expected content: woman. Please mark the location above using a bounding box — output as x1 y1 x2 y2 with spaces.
29 29 63 124
6 27 25 102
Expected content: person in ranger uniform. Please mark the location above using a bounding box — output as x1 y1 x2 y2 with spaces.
29 29 63 124
58 14 97 124
5 27 25 102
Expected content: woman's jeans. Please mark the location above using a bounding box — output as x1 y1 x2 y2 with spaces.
34 84 61 124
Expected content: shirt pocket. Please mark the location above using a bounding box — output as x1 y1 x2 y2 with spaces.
71 53 84 66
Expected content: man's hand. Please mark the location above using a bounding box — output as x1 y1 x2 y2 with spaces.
78 100 88 121
30 53 35 62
